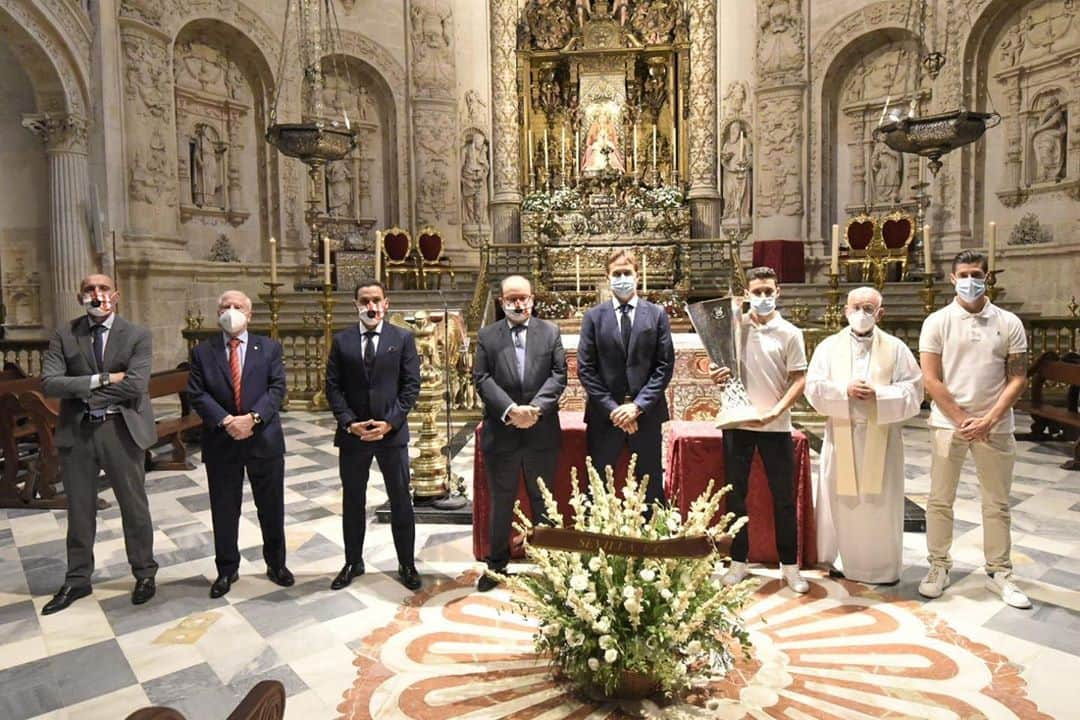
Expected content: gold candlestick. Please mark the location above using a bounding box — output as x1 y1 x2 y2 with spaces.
263 281 284 341
308 281 336 411
822 272 844 331
986 269 1003 303
918 273 937 317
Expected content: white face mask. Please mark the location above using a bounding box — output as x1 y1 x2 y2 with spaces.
955 276 986 303
749 294 776 316
358 302 384 328
218 307 248 335
502 299 532 324
81 291 115 318
610 275 637 299
846 309 877 334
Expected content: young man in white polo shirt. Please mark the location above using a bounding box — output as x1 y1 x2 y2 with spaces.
710 266 809 593
918 250 1030 608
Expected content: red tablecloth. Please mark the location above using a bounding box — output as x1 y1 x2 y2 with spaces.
472 413 816 567
752 239 806 283
664 422 816 567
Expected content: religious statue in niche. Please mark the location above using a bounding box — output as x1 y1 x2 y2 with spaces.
758 0 804 76
869 142 902 204
325 161 354 217
191 124 224 208
582 105 625 173
460 130 490 227
631 0 677 45
720 121 752 220
1031 97 1067 183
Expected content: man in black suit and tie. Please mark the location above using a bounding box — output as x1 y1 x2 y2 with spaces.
325 280 422 591
187 290 292 598
473 275 567 591
39 274 158 614
577 249 674 507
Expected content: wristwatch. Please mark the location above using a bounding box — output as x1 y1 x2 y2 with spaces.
250 412 262 425
99 372 110 386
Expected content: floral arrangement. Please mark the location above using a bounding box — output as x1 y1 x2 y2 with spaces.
644 289 685 318
645 184 685 209
1008 213 1053 245
498 459 753 700
551 186 582 211
522 191 553 212
533 292 576 320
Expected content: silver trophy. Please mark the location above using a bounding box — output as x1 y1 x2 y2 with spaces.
685 296 761 429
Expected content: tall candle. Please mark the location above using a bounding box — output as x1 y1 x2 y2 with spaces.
641 251 649 293
671 125 677 176
527 130 534 180
269 236 277 284
923 224 932 275
575 252 581 294
374 230 383 281
323 237 332 286
988 221 997 272
574 130 580 179
560 125 566 175
543 128 550 175
652 125 658 168
830 224 840 275
738 130 746 161
633 122 639 171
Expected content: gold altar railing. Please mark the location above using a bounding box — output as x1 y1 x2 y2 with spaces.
0 339 50 375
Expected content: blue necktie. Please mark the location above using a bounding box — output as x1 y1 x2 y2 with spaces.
512 325 526 384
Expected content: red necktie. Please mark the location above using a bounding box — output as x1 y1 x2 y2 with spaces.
228 337 242 413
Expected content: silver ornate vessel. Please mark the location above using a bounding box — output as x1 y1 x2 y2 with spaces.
685 297 760 429
874 110 1001 176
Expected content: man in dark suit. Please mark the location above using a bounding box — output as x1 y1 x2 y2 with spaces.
473 275 567 591
39 274 158 614
577 249 674 507
325 280 422 591
187 290 292 598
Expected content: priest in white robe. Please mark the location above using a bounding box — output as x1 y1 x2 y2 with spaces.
806 287 923 584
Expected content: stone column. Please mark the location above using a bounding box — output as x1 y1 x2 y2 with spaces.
687 0 720 238
754 0 808 242
22 114 95 326
488 0 521 244
847 111 866 209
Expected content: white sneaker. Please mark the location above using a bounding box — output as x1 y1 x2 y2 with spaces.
986 572 1032 609
918 564 950 598
722 561 749 586
781 564 809 593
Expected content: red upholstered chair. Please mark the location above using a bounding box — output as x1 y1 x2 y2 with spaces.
416 226 455 289
380 227 419 289
843 213 876 281
879 209 915 279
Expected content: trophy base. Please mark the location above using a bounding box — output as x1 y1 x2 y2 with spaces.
714 406 762 430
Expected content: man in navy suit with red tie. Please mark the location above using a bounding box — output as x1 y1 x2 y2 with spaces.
577 249 674 507
325 280 422 591
188 290 291 598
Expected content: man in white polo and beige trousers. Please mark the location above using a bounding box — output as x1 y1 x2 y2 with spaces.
918 250 1030 608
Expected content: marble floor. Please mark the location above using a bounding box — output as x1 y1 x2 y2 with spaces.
0 411 1077 719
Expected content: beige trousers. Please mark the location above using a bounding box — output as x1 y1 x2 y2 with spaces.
927 429 1015 575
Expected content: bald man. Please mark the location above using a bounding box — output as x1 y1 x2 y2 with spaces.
187 291 290 598
473 275 566 591
40 274 159 614
805 287 922 584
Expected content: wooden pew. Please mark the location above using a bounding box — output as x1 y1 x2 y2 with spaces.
1016 351 1080 470
144 365 202 471
125 680 285 720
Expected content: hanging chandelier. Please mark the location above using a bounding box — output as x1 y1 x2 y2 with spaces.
265 0 356 166
872 0 1000 175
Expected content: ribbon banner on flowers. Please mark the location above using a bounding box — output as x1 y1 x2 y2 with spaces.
529 527 731 558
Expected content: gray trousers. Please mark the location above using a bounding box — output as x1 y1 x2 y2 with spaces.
60 416 158 588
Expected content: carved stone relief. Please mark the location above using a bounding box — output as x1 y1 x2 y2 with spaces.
720 81 752 223
2 256 43 327
460 128 491 231
630 1 678 45
413 109 457 225
687 0 718 196
524 0 574 50
410 0 455 99
757 94 803 216
1031 94 1067 183
757 0 805 86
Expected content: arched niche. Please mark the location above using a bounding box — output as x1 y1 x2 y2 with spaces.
963 0 1079 240
819 28 926 236
172 18 279 265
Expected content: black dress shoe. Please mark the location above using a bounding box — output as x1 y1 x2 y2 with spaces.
477 573 501 593
398 565 422 591
266 566 295 587
330 562 364 590
131 577 156 605
828 567 846 579
42 584 92 615
210 572 239 598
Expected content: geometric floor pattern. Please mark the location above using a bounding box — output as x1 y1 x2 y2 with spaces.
0 410 1077 719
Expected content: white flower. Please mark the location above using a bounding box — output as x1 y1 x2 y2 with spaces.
570 574 589 592
624 597 641 614
542 623 561 637
660 588 673 600
565 628 585 647
598 634 614 650
622 585 637 599
639 568 656 583
605 648 619 663
593 616 611 633
588 657 600 671
686 640 703 655
588 556 602 572
666 514 682 531
583 592 597 604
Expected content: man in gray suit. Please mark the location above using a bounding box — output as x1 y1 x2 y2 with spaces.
473 275 567 591
40 274 158 614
